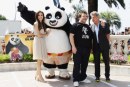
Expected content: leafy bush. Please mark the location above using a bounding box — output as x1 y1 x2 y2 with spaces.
89 54 103 63
128 55 130 62
89 54 94 63
0 53 34 63
23 54 34 62
0 53 129 64
0 54 10 63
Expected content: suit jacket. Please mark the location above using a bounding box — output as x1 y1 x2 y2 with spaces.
91 23 110 51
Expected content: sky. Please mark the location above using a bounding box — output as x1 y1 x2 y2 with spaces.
0 0 130 33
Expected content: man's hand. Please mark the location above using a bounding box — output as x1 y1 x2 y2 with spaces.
100 19 106 28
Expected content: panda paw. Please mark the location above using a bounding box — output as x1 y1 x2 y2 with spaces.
45 75 55 79
17 2 28 12
45 69 55 79
59 69 71 80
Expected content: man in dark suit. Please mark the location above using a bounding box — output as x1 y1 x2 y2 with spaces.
90 11 110 82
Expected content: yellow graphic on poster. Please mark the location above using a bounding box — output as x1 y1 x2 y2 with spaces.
5 34 34 55
0 36 5 54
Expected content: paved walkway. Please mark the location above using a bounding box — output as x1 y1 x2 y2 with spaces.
0 70 130 87
0 62 130 76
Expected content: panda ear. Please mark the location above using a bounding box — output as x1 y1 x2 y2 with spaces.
60 7 65 11
45 6 50 10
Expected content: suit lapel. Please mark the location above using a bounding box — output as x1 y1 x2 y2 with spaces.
98 23 102 35
91 24 95 33
91 24 97 39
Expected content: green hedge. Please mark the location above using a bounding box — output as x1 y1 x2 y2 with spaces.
23 54 34 62
0 54 34 63
89 54 103 63
0 54 10 63
128 55 130 62
71 53 103 63
0 53 130 63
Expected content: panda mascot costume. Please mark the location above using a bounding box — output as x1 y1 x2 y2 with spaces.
17 1 72 80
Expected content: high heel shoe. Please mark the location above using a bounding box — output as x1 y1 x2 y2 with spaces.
35 75 45 82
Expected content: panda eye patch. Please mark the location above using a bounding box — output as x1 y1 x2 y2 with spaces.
46 13 52 19
55 11 62 19
11 38 14 41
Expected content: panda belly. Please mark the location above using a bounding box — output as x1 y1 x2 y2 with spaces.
45 29 71 53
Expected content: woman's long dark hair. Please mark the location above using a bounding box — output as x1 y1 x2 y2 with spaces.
35 11 46 31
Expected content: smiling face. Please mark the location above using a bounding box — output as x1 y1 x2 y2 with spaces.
91 15 99 25
36 11 44 22
38 12 44 22
44 6 67 28
90 11 100 25
79 13 88 24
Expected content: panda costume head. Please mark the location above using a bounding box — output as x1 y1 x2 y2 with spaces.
44 5 71 36
6 35 29 54
44 6 67 28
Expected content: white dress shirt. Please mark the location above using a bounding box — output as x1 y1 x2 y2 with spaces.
94 23 99 43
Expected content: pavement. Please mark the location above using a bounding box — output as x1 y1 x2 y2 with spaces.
0 70 130 87
0 62 130 87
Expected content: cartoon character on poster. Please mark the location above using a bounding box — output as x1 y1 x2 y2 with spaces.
6 35 29 62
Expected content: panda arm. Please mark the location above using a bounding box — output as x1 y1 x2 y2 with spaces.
17 2 36 25
6 42 13 54
21 10 36 25
63 19 72 37
18 45 29 54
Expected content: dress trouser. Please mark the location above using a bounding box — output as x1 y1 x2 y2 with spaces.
93 44 110 78
73 47 91 82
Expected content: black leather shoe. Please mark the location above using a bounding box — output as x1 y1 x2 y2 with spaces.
106 78 110 82
95 77 100 82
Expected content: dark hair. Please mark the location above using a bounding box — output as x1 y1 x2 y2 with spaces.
75 10 88 22
77 10 88 19
35 11 46 31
